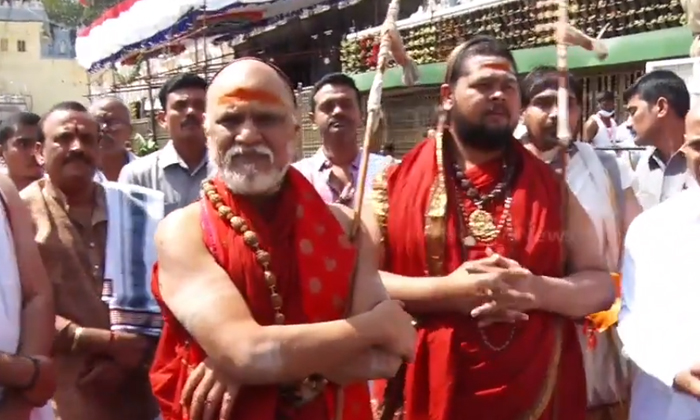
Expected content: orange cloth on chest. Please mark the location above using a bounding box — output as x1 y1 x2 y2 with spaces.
149 168 372 420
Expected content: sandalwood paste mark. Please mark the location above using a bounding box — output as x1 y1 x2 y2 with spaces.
217 88 286 108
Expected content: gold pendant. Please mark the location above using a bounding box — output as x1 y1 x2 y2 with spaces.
463 235 476 247
468 209 499 243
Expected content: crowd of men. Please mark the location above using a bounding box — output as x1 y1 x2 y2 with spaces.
0 35 698 420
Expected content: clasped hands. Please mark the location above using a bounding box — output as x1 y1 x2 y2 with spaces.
77 330 151 395
450 250 538 327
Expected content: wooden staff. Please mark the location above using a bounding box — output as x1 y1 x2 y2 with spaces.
547 3 610 263
349 0 419 239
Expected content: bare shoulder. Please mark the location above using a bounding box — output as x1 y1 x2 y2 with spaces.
155 201 203 254
327 203 381 243
327 203 353 228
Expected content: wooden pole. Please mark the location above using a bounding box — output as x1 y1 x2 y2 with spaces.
145 59 158 145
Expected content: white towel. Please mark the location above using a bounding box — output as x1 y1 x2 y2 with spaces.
568 143 621 268
102 181 164 337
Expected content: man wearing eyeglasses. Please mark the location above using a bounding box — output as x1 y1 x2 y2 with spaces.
89 97 138 183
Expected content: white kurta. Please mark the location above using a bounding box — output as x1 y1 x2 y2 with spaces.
0 194 54 420
619 184 700 420
566 143 631 407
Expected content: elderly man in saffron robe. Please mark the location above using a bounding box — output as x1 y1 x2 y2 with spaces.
149 58 418 420
370 36 615 420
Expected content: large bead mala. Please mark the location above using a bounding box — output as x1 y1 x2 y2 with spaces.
202 180 328 407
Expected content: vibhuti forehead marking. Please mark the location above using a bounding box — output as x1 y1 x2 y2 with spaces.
217 87 286 107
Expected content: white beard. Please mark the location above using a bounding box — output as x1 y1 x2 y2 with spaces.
213 143 293 195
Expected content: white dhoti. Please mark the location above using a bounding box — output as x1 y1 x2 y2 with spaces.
0 194 54 420
567 143 631 410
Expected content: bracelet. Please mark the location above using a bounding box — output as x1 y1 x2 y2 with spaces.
17 356 40 391
71 327 85 353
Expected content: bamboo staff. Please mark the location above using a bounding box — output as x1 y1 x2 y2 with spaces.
546 2 610 262
349 0 419 239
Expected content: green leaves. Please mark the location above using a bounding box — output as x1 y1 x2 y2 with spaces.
8 0 123 27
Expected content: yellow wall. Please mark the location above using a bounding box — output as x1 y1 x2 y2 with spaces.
0 20 88 114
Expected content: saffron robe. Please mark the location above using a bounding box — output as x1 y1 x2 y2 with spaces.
150 169 373 420
372 137 586 420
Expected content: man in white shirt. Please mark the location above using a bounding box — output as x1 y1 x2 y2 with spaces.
618 105 700 420
583 91 618 148
623 70 692 210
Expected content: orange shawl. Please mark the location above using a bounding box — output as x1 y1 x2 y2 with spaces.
373 138 586 420
150 169 372 420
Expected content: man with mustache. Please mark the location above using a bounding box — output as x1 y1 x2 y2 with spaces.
0 112 44 190
521 66 642 420
89 97 138 182
149 58 417 420
370 37 614 420
294 73 394 206
21 101 163 420
119 73 216 215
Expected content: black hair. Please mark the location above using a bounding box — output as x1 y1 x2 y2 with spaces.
520 66 582 107
0 111 42 147
158 73 208 110
596 91 614 103
445 35 517 86
39 101 89 131
47 101 88 114
310 72 361 110
623 70 690 118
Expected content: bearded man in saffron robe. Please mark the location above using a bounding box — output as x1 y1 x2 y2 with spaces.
149 58 418 420
370 36 615 420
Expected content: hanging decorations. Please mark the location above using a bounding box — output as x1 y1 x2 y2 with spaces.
341 0 684 74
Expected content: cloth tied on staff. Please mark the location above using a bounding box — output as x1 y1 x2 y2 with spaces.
102 181 164 336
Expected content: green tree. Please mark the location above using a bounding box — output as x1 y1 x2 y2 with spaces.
5 0 122 27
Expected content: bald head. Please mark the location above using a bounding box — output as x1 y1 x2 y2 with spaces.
90 96 128 114
89 96 132 154
207 59 296 112
205 58 299 196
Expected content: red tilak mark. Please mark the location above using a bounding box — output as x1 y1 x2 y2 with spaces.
217 88 285 107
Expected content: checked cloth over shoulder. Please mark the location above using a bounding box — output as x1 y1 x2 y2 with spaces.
102 181 164 337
